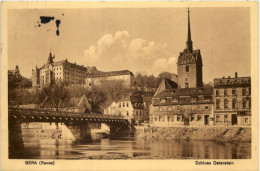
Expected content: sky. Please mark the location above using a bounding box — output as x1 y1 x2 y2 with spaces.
8 7 251 83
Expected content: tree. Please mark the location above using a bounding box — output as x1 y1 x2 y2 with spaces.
39 82 70 111
158 71 172 80
100 80 130 102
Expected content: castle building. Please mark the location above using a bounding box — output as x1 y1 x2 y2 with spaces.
213 72 251 126
8 65 20 75
32 52 88 88
150 9 214 127
85 70 134 87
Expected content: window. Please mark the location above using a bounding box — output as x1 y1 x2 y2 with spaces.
197 115 201 121
216 90 219 96
186 66 189 72
204 96 211 101
224 114 228 122
136 111 138 115
249 88 251 95
243 100 247 108
126 102 129 107
232 99 236 109
159 116 165 122
177 116 181 121
232 89 236 96
160 98 166 103
123 103 125 107
119 103 121 108
190 116 194 121
224 89 228 96
159 107 163 112
216 115 220 122
172 97 178 102
216 99 220 109
245 117 249 123
185 83 189 88
126 111 129 116
205 106 209 110
224 99 228 109
242 88 246 96
191 97 197 101
185 78 188 82
154 117 157 121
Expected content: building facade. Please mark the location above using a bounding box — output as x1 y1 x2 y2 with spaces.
150 83 214 127
85 70 134 87
213 73 251 126
104 94 149 124
32 53 88 88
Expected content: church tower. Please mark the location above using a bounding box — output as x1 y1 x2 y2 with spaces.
177 8 203 88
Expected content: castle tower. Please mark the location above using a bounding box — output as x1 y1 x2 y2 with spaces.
177 8 203 88
47 52 54 64
14 65 20 74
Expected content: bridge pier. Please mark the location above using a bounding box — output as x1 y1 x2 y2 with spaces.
108 123 136 138
9 119 24 158
65 122 92 142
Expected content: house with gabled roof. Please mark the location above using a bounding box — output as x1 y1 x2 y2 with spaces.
67 94 92 113
103 94 149 124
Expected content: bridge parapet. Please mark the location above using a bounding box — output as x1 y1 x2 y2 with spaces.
8 108 130 124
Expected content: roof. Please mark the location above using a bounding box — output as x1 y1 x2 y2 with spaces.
154 87 213 98
41 59 87 71
153 78 178 97
177 49 202 66
69 97 82 107
214 76 251 88
86 70 134 78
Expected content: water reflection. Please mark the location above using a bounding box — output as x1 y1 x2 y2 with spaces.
16 138 251 159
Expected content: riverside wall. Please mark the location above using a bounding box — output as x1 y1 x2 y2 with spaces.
136 127 251 142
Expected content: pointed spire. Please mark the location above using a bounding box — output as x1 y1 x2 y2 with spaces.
47 51 54 64
186 8 193 52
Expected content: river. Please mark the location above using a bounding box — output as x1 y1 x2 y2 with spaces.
15 137 251 159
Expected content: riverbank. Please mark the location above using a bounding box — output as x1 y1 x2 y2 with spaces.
136 127 251 142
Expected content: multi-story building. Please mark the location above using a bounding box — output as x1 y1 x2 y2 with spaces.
150 79 214 127
213 72 251 126
104 94 148 124
32 52 88 88
149 9 214 127
85 70 134 87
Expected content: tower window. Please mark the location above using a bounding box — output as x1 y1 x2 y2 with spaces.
185 78 188 82
186 66 189 72
185 83 189 88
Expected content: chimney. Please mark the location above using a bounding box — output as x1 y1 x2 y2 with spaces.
235 72 238 78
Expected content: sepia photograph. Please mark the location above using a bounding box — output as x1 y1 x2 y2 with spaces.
1 1 259 171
